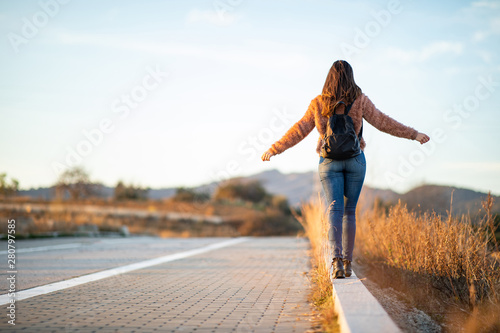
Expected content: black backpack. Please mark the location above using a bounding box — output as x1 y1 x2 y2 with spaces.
320 99 363 160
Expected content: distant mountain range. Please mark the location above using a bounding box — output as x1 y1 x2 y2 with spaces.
18 169 499 217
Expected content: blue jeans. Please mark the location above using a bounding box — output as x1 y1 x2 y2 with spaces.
318 152 366 262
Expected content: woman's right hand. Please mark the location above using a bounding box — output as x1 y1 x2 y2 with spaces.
415 132 430 144
261 150 274 161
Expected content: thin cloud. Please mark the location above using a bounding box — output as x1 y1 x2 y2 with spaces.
457 2 500 43
185 8 239 26
443 162 500 172
54 31 308 70
471 1 500 9
420 41 463 61
491 17 500 33
473 30 489 42
471 18 500 42
385 41 464 64
476 50 493 63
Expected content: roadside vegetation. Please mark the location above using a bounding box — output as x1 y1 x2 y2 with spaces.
299 192 500 332
295 197 340 333
0 173 19 197
355 194 500 332
0 168 302 238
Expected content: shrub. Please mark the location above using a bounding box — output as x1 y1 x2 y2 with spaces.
172 187 210 202
214 179 268 203
114 181 149 201
55 167 102 200
0 173 19 198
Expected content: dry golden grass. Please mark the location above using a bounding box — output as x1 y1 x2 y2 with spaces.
295 197 340 333
356 199 500 307
0 199 300 238
297 198 330 267
298 192 500 332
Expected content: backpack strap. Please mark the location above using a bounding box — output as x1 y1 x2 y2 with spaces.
332 101 346 115
344 97 356 116
344 98 363 139
344 103 353 116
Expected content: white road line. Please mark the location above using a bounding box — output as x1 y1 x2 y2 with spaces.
0 236 162 254
0 237 248 305
0 243 86 254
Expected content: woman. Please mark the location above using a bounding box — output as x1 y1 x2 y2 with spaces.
261 60 430 279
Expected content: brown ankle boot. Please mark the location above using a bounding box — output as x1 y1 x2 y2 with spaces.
343 259 352 277
331 257 345 279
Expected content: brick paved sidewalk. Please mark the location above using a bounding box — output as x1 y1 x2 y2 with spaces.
1 237 313 333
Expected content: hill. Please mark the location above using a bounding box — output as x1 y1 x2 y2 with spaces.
399 184 500 217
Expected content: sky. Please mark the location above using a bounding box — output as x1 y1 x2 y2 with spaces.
0 0 499 195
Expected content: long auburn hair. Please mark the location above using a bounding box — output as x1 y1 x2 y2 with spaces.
321 60 362 117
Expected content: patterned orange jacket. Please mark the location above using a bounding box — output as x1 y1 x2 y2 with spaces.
268 93 419 156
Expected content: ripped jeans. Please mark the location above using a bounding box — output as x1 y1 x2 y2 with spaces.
318 152 366 262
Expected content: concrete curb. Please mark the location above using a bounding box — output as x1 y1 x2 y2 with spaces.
332 270 401 333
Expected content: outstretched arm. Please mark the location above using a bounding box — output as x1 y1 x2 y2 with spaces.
261 98 317 161
362 94 429 142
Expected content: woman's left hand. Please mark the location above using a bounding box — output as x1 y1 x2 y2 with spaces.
261 150 274 161
416 132 430 144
